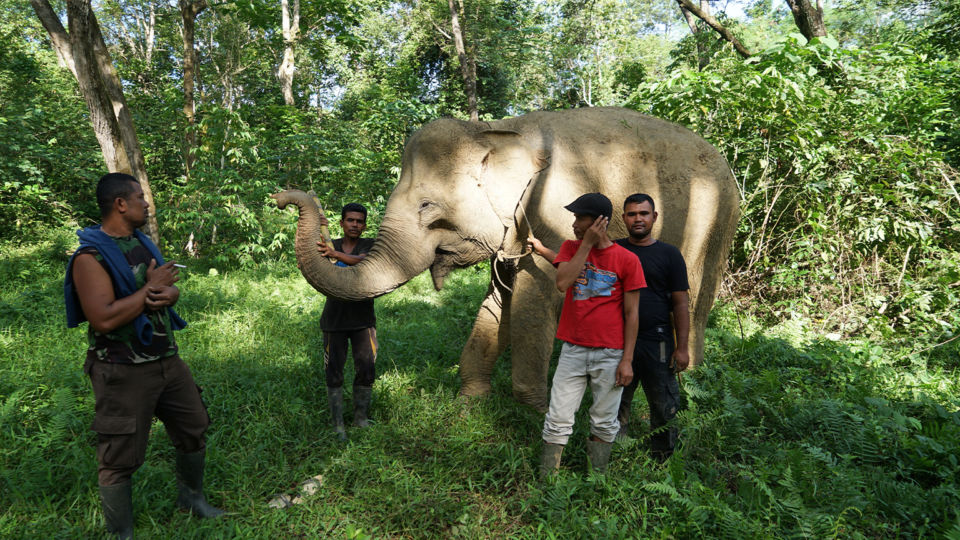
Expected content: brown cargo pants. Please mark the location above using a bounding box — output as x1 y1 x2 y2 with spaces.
85 355 210 486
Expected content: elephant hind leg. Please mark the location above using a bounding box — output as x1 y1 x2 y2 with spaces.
459 262 513 397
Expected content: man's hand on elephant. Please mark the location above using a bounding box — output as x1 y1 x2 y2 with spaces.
671 348 690 373
317 241 339 260
615 358 633 387
527 235 544 253
528 235 557 261
583 216 608 247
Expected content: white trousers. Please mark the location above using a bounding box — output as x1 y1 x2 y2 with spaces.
542 342 623 445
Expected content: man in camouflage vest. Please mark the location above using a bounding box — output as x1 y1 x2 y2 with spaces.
65 173 224 538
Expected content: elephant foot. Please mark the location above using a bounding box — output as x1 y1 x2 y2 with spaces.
459 381 493 397
512 388 548 414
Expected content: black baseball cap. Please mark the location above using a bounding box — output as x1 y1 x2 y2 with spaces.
564 193 612 219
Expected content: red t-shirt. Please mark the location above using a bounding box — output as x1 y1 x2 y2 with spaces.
553 240 646 349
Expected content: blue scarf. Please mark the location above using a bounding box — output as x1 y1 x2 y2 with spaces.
64 226 187 344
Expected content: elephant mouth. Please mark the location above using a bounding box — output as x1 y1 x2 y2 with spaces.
429 238 498 290
429 249 457 290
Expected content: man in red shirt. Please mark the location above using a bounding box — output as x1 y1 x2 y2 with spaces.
539 193 646 476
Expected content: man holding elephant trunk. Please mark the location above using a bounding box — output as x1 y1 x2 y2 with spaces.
316 203 377 441
537 193 646 476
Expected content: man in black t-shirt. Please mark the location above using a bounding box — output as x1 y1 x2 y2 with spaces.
615 193 690 461
316 203 377 440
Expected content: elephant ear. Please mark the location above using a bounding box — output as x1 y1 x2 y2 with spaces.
476 129 550 229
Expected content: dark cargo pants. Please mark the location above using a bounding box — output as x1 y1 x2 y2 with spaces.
323 327 377 388
617 336 681 459
85 355 209 486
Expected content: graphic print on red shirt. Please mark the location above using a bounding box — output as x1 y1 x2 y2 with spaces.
573 262 618 300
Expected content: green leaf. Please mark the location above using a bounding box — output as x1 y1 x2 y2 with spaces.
811 36 839 50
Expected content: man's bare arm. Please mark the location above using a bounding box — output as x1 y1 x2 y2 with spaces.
555 244 591 292
670 290 691 372
616 289 640 386
146 285 180 310
73 254 179 333
528 236 558 262
316 242 367 266
556 217 609 291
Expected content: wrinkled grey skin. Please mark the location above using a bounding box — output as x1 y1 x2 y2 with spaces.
274 107 739 412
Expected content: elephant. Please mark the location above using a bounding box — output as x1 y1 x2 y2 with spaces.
273 106 739 412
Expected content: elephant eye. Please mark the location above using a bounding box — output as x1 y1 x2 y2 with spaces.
418 200 443 228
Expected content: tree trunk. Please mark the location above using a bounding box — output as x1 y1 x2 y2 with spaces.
784 0 827 40
678 5 705 69
278 0 300 106
675 0 752 58
31 0 160 243
30 0 76 76
115 2 155 72
145 2 155 65
448 0 478 121
180 0 207 177
679 0 711 70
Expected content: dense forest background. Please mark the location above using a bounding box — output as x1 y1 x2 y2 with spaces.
2 0 960 537
5 0 959 347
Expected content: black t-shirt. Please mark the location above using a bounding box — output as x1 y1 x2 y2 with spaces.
319 237 376 332
615 239 689 340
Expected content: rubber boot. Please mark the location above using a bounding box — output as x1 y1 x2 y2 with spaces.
587 439 613 474
99 481 134 539
353 385 372 427
539 442 564 478
615 408 631 442
615 421 630 443
175 450 226 518
327 387 347 441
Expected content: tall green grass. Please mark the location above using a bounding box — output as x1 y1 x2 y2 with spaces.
1 228 958 538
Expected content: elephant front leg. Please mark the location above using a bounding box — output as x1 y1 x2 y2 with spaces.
509 258 562 413
458 259 514 397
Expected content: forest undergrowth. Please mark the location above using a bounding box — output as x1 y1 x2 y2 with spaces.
1 228 958 538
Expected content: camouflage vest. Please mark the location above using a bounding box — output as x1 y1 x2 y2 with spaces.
78 235 178 364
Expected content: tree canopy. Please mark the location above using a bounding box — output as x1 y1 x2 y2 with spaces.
3 0 958 346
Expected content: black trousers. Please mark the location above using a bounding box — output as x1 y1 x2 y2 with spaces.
617 337 681 458
323 327 377 388
85 355 209 486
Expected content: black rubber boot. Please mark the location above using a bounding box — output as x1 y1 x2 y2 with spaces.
539 442 564 478
175 450 226 518
615 421 630 443
99 481 134 539
327 387 347 441
353 385 372 427
587 439 612 474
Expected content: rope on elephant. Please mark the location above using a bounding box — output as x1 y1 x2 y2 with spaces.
492 204 536 293
492 249 525 293
491 176 538 293
482 167 545 294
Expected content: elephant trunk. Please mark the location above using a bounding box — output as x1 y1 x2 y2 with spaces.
273 190 431 301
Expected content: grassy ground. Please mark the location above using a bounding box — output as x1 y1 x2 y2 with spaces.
1 228 959 539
